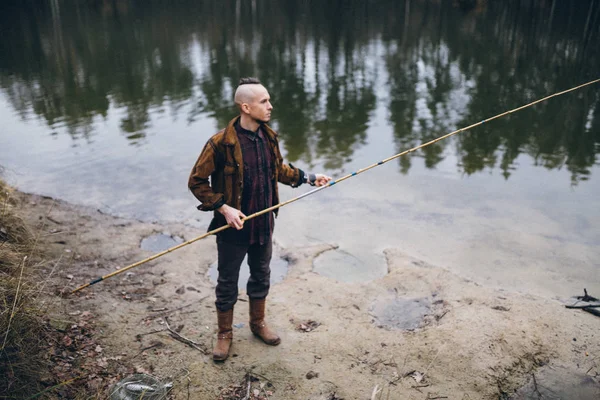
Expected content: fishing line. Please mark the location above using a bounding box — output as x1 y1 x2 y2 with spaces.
71 78 600 294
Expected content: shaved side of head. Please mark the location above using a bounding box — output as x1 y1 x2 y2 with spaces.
234 77 266 111
234 84 262 108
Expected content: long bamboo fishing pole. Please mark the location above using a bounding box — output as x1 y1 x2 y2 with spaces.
71 78 600 294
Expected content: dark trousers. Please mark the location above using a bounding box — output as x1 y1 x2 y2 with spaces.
215 236 272 312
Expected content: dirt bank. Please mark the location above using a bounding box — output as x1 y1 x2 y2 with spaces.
14 190 600 399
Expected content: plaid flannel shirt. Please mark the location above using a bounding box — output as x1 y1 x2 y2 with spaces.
220 121 274 244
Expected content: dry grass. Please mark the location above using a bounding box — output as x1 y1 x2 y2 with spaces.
0 179 49 398
0 180 131 399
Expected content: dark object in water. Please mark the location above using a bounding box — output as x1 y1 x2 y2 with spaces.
577 288 598 302
565 289 600 319
582 307 600 318
565 304 600 309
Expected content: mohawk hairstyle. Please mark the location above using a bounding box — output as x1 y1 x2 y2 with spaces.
238 77 261 85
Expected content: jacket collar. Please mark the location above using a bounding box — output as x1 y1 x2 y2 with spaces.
223 115 278 145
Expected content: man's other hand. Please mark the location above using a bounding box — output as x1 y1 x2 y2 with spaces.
314 174 332 187
217 204 246 230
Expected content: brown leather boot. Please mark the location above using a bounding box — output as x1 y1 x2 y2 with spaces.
213 307 234 361
249 298 281 346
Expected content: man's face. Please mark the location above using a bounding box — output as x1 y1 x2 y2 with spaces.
246 85 273 123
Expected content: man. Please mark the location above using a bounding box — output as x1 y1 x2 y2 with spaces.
188 77 331 361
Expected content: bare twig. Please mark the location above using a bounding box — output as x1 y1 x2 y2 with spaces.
132 342 164 359
147 297 208 318
436 310 449 321
532 373 541 397
150 304 192 317
187 375 191 400
371 385 379 400
1 256 27 350
424 343 445 378
388 376 401 386
135 328 167 340
42 230 65 236
585 365 595 375
247 371 273 384
46 216 63 225
167 331 206 353
164 318 208 354
242 376 251 400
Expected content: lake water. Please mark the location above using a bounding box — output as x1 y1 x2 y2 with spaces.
1 0 599 299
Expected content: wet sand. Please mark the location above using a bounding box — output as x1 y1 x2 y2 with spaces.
18 190 600 399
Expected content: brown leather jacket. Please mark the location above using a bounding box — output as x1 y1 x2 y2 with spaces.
188 116 304 229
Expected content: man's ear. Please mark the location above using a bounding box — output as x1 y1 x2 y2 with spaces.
241 103 251 114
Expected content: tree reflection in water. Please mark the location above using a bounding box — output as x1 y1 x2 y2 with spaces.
0 0 598 183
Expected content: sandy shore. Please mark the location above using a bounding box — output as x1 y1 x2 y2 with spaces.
16 190 600 399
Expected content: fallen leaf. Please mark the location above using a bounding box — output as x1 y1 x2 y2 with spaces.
96 358 108 368
410 371 425 383
62 336 73 347
296 320 321 332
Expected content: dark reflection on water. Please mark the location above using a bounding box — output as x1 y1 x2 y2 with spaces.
0 0 599 183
